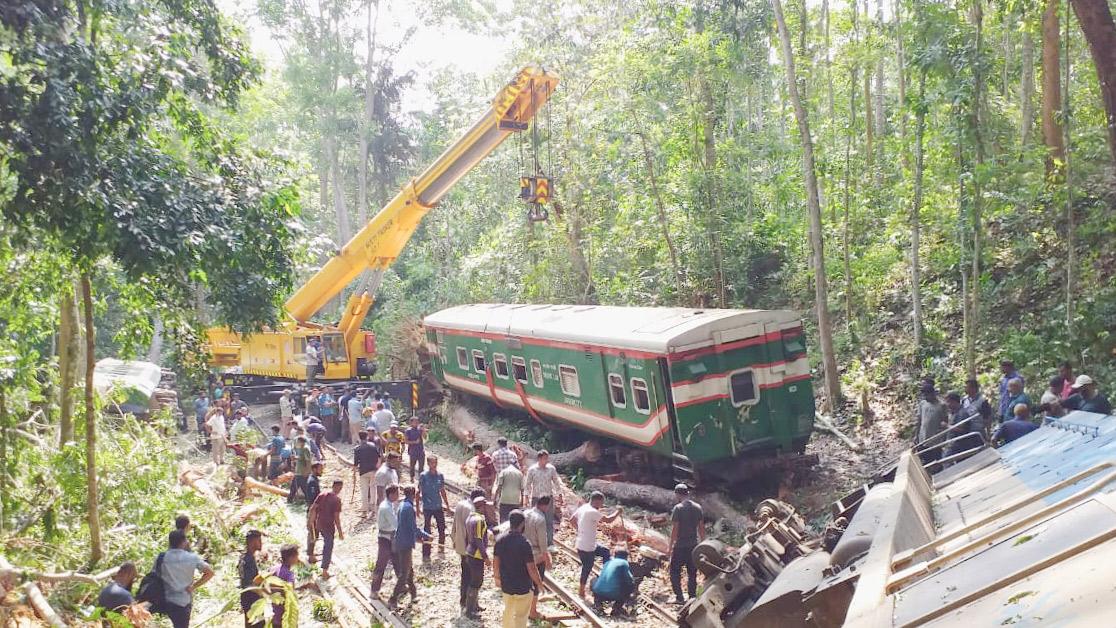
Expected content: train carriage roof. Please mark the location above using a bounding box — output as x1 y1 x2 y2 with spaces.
423 303 801 354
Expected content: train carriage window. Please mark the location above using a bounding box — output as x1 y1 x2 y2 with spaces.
512 357 528 384
472 350 487 374
631 378 651 414
530 360 544 388
493 354 509 379
608 373 627 407
729 369 759 406
559 365 581 397
456 347 469 371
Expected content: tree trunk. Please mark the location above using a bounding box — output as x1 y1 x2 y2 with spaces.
1070 0 1116 165
583 479 750 529
1065 0 1077 337
1021 30 1036 146
843 72 855 331
875 0 886 140
967 0 986 381
58 278 81 445
700 77 727 307
896 0 909 171
357 0 380 225
911 71 927 350
329 140 351 244
638 133 685 297
80 273 102 564
864 65 875 171
773 0 843 407
1042 0 1066 176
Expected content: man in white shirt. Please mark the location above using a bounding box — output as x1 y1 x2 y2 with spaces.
205 409 227 465
374 455 400 506
304 342 318 385
229 412 252 442
372 402 395 436
347 392 364 444
524 451 565 547
370 484 400 595
570 491 622 599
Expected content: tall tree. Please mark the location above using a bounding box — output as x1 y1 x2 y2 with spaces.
1042 0 1066 175
910 70 927 350
57 279 81 446
80 273 101 562
1070 0 1116 165
1021 26 1036 146
772 0 843 407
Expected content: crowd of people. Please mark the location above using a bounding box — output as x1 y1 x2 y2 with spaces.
914 360 1112 463
109 376 717 627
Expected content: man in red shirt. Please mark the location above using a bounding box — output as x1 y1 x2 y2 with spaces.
308 479 345 579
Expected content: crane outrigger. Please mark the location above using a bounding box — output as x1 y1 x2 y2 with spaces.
206 66 558 386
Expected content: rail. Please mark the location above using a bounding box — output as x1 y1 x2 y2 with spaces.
550 537 680 625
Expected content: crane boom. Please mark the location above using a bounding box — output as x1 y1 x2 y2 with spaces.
285 66 559 323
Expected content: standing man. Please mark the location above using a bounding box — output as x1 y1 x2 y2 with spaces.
205 405 227 465
288 436 313 503
495 462 524 523
492 437 518 474
523 497 553 620
353 431 381 518
347 390 364 444
318 387 338 441
375 454 400 506
160 529 214 628
306 462 323 505
308 479 344 579
463 495 490 620
389 485 432 606
1000 378 1031 423
493 510 543 628
467 443 497 498
525 451 564 547
382 422 406 473
279 389 294 438
373 402 395 436
230 393 248 416
267 426 285 480
238 530 264 628
193 391 209 434
304 339 319 385
915 383 949 464
305 388 321 423
997 361 1025 420
668 483 704 605
405 417 427 481
571 491 622 600
371 484 401 596
960 379 993 440
337 386 354 444
417 455 450 560
453 487 486 614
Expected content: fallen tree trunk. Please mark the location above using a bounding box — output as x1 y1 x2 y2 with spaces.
0 556 66 628
814 412 863 451
244 476 289 497
447 404 600 470
584 479 751 530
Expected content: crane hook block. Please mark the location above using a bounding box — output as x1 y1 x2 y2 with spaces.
518 175 552 205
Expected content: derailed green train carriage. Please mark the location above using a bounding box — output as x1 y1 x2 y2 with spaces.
423 304 815 481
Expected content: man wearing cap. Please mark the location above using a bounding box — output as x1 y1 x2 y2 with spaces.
1065 375 1112 415
375 454 400 507
453 487 487 614
669 483 705 604
382 422 406 474
571 491 622 600
992 404 1039 445
997 361 1025 420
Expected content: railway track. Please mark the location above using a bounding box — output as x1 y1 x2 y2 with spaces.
549 537 679 625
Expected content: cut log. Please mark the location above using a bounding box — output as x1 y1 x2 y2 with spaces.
584 479 751 530
245 476 290 497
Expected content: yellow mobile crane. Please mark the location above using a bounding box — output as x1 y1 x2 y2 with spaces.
206 66 558 387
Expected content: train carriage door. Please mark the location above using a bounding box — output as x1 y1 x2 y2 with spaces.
763 322 793 449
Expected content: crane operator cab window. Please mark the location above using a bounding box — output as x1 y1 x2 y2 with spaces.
321 333 347 363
